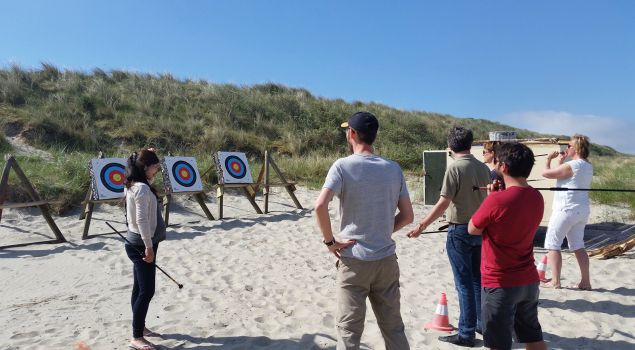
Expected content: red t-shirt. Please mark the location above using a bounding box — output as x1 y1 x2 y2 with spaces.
471 186 544 288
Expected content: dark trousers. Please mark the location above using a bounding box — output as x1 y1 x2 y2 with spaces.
446 224 482 340
125 243 159 338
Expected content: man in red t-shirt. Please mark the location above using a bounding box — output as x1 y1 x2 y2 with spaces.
468 143 547 350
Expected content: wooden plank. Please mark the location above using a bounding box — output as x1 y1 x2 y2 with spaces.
82 198 124 204
8 157 65 242
214 183 259 188
0 200 61 209
265 183 296 187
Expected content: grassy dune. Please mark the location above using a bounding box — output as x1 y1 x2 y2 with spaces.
590 156 635 218
0 64 626 214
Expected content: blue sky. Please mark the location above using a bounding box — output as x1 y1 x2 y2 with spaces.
1 1 634 152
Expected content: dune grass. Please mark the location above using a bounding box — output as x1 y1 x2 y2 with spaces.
589 156 635 218
0 64 626 213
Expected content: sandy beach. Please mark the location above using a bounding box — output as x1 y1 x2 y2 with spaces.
1 186 634 349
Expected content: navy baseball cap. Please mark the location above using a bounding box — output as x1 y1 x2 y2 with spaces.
340 111 379 136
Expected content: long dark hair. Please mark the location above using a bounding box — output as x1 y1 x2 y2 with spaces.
124 149 160 197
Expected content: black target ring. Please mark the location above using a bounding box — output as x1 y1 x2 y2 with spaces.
172 160 197 187
224 155 247 179
100 163 126 193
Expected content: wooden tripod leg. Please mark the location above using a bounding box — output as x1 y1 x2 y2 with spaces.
79 184 93 220
163 194 171 226
39 204 66 242
0 158 12 223
194 192 215 220
243 186 263 214
268 156 302 209
8 156 66 242
285 185 303 209
82 202 95 240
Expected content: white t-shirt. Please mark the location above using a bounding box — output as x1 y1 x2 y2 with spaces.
553 159 593 211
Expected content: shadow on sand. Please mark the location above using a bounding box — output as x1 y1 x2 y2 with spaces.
158 332 353 350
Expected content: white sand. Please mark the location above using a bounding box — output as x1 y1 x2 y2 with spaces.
1 187 634 349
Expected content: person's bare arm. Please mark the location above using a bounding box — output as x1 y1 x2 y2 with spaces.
407 195 452 238
314 188 355 258
543 151 573 179
393 196 414 232
468 219 483 236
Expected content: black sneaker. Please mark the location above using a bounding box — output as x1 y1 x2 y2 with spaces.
438 334 475 347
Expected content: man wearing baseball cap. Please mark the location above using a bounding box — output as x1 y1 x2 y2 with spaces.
315 111 414 349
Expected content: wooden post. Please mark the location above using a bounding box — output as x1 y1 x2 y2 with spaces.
81 202 94 240
78 182 93 220
3 156 65 242
163 194 171 226
264 151 270 213
269 156 303 209
216 185 224 219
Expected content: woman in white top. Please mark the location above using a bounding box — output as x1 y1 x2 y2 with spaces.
542 134 593 290
124 149 165 350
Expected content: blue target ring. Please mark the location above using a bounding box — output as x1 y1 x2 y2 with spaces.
224 156 247 179
100 163 126 193
172 160 197 187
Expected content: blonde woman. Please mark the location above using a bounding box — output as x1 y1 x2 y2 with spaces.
541 135 593 290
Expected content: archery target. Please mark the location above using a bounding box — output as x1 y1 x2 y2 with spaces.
90 158 127 199
217 152 254 184
163 156 203 193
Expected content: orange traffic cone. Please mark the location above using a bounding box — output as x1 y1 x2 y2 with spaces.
424 292 455 332
536 255 548 282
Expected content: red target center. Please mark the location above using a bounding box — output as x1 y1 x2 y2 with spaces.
231 162 242 172
109 171 124 185
179 169 191 180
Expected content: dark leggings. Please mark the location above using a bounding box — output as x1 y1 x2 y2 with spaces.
125 243 159 338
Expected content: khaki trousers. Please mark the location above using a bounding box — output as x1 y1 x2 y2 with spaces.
336 254 409 350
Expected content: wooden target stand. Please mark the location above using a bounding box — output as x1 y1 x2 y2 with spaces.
0 155 66 248
253 151 302 214
208 153 262 219
161 154 214 226
206 151 302 219
80 153 216 238
79 152 125 239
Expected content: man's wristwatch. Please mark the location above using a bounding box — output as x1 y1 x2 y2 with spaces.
323 238 336 246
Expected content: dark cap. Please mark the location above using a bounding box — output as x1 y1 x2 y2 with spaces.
340 111 379 136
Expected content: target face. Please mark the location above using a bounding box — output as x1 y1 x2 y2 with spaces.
225 156 247 179
90 158 127 199
217 152 253 184
162 157 203 193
